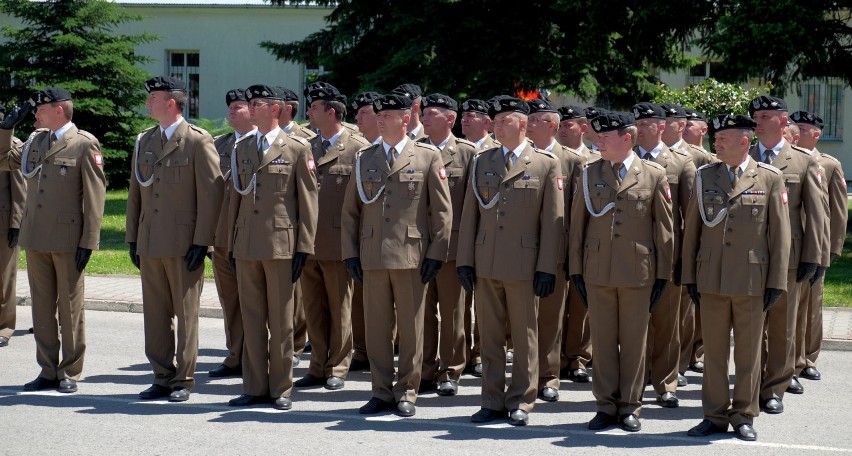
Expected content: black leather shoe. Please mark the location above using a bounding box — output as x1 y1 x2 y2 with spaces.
677 372 688 387
349 358 370 372
24 377 59 391
470 408 508 423
588 412 617 430
656 392 679 408
687 419 727 436
138 384 171 400
419 379 438 393
209 364 242 378
0 336 9 347
689 361 705 373
303 340 312 353
800 366 821 381
273 396 292 410
396 401 416 417
359 397 395 414
292 355 301 367
473 363 483 377
326 376 345 390
169 387 190 402
294 373 326 388
58 379 78 394
506 350 514 364
786 376 804 394
538 386 559 402
509 409 528 426
437 380 458 396
565 368 590 383
619 414 641 432
735 423 757 441
228 394 271 406
762 398 784 414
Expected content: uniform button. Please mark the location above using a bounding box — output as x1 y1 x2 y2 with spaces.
37 204 42 208
254 210 259 214
616 209 623 213
617 196 622 201
725 242 732 246
615 221 621 226
498 226 504 230
39 189 44 193
499 211 505 216
387 177 393 182
727 227 733 232
155 178 160 183
153 209 158 214
728 214 734 218
256 182 261 187
386 191 392 195
157 163 162 167
614 233 620 238
154 194 159 198
385 218 390 222
502 197 507 202
505 184 510 188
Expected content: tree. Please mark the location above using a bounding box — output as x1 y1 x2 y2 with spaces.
262 0 710 109
654 78 772 121
0 0 157 188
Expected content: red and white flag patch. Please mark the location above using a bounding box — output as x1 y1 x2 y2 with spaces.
665 186 672 202
438 166 447 180
556 176 564 190
307 157 316 171
94 152 103 167
781 190 788 205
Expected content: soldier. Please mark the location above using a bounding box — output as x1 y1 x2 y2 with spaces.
747 96 822 413
341 92 452 418
0 107 25 349
457 96 563 426
633 102 696 408
783 121 800 146
226 84 318 410
417 93 477 396
208 89 256 379
127 76 223 402
294 82 369 391
391 84 426 141
791 111 847 382
569 111 673 432
347 91 383 374
683 114 790 441
662 103 716 169
525 99 584 402
0 88 106 393
683 108 709 151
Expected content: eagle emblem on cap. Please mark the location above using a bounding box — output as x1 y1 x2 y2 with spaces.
509 101 517 106
612 120 619 126
769 101 778 107
726 119 735 126
462 101 470 110
261 90 269 96
592 120 600 130
437 98 444 103
752 99 761 108
538 103 545 108
373 100 382 110
389 99 397 106
791 112 801 121
713 118 721 129
633 108 640 117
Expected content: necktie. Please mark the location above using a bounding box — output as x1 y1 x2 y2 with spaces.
161 130 167 148
613 162 624 186
258 136 268 162
643 152 653 161
504 152 514 172
322 140 331 156
388 147 398 167
732 166 741 187
763 150 773 164
50 132 57 149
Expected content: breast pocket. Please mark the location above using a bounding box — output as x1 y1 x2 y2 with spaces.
268 164 293 193
164 156 189 184
327 165 351 192
783 173 800 200
477 175 500 203
512 177 541 205
740 194 767 222
447 167 464 191
591 187 614 213
137 153 156 181
702 194 724 219
362 172 384 199
627 188 652 217
399 172 424 199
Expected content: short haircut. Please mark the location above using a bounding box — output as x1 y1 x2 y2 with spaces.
618 126 638 147
56 100 74 120
319 99 347 122
165 91 186 112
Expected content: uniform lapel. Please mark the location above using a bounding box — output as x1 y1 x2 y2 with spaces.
441 134 456 166
44 125 77 159
502 143 533 183
731 159 758 197
316 130 346 167
259 131 288 168
388 140 414 176
157 120 187 163
600 160 619 191
716 163 734 197
617 159 641 193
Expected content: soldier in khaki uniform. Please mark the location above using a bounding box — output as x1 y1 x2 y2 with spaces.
556 105 595 384
633 102 696 407
457 97 563 426
341 93 452 418
127 77 223 402
569 111 674 432
683 108 709 151
391 84 427 141
0 107 25 349
417 94 477 396
294 83 369 391
746 96 822 413
683 114 790 441
791 111 847 382
0 88 106 393
208 89 256 379
226 84 318 410
525 99 584 402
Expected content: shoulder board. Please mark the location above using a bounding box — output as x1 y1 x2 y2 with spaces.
343 122 360 132
566 146 583 158
415 137 430 144
644 160 665 171
534 148 556 159
358 143 381 153
187 123 210 135
349 134 370 147
298 125 318 138
790 145 811 155
289 134 311 146
757 162 782 174
686 143 707 154
672 147 690 158
696 162 719 172
76 130 97 141
819 153 841 164
235 133 255 145
455 137 476 148
414 141 439 151
140 125 158 136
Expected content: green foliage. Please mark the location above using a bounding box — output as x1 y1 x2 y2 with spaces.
654 78 773 120
0 0 157 189
192 118 232 138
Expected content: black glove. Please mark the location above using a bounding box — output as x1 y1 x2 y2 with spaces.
0 102 32 130
563 263 571 282
75 247 92 272
344 257 363 284
796 262 818 283
533 271 556 298
457 266 476 294
673 259 682 287
763 288 783 312
810 266 827 285
128 242 140 270
7 227 19 248
228 251 236 273
649 278 668 313
570 274 588 308
205 251 212 260
292 251 308 283
686 283 700 308
185 244 207 271
420 258 442 284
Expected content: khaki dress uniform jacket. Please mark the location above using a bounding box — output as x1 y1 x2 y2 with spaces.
682 159 790 428
0 137 25 341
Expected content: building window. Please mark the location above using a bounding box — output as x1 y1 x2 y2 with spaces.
800 79 844 141
166 50 200 119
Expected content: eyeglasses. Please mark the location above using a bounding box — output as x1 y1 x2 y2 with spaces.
249 100 270 108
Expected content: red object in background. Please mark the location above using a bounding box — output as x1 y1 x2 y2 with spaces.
516 88 540 101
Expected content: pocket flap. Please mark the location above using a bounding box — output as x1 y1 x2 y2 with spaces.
741 195 767 205
57 212 79 224
783 173 801 184
165 156 189 167
748 249 769 264
176 211 196 225
628 189 652 201
592 188 613 199
364 174 383 183
361 226 373 238
274 216 293 228
480 176 500 188
703 194 724 204
584 238 600 251
268 165 290 174
521 234 539 248
399 172 424 182
447 167 464 177
635 240 653 255
407 225 423 238
328 165 352 175
513 177 541 189
54 157 77 167
666 174 679 184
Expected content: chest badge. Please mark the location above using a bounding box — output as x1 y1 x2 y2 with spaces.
336 176 344 185
408 181 416 191
707 206 714 217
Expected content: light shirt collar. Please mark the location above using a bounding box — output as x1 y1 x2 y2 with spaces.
613 153 636 179
160 117 183 141
638 142 664 159
382 136 408 156
473 136 488 148
759 138 785 160
430 135 451 151
408 123 422 138
669 139 684 150
503 142 526 160
727 156 750 175
372 136 383 145
541 139 558 152
322 128 344 148
257 127 282 153
234 127 257 143
53 121 73 140
282 121 296 134
575 143 587 154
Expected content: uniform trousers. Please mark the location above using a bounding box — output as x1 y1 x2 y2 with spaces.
804 276 825 368
760 269 799 401
140 256 202 389
28 250 85 380
647 282 682 394
0 240 18 339
302 259 353 379
212 248 242 369
351 282 368 363
464 291 481 367
364 268 426 403
476 277 538 413
294 282 307 356
700 293 764 428
587 284 651 417
422 260 467 382
237 258 295 398
679 286 704 373
561 284 592 371
537 270 567 389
